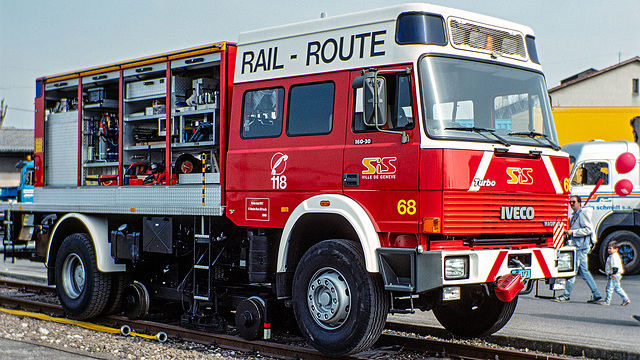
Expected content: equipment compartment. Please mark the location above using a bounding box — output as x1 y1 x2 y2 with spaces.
169 53 221 184
81 71 120 186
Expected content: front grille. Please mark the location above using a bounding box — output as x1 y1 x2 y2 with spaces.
442 191 567 235
449 18 526 60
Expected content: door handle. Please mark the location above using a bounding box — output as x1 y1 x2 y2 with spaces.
343 173 359 187
600 198 611 202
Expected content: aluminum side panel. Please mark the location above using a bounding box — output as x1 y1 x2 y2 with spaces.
17 186 223 216
45 111 78 187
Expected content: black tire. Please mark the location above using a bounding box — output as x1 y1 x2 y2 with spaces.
433 285 517 338
102 272 128 315
292 239 388 356
55 233 111 319
599 230 640 275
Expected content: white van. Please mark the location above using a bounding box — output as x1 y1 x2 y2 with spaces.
563 140 640 275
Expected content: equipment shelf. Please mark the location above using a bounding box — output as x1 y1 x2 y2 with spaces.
123 94 166 103
83 162 118 168
124 114 166 122
124 144 166 151
172 141 215 149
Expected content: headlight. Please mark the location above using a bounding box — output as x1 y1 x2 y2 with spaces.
444 256 469 280
557 251 574 272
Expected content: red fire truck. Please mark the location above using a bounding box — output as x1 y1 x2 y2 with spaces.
1 4 575 355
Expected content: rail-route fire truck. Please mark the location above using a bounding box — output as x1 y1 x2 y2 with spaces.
1 4 576 355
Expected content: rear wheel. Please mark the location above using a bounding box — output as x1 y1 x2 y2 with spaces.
292 239 388 356
433 285 517 338
55 233 111 319
102 272 128 315
599 230 640 275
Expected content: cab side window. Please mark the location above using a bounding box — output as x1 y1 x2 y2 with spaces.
572 161 609 186
287 82 334 136
241 88 284 139
353 73 414 132
24 169 34 186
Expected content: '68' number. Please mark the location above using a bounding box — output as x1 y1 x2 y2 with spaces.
397 199 416 215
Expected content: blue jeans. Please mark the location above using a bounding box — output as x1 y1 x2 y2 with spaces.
604 275 628 303
563 248 602 299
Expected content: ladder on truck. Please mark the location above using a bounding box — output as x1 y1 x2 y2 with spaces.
192 216 228 303
193 215 213 302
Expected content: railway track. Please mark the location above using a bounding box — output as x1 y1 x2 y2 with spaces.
0 278 580 360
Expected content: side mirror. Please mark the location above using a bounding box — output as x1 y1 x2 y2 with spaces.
362 74 387 127
579 165 587 185
353 72 387 127
351 70 409 144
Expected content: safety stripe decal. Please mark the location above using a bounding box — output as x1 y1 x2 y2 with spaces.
485 250 508 282
533 249 552 278
542 155 563 194
469 151 493 192
552 221 566 249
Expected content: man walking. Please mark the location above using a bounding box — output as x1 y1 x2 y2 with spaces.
554 195 603 303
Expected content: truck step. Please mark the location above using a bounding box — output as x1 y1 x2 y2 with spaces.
194 234 210 243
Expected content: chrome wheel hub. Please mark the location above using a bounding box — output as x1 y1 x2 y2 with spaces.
62 253 85 299
306 267 351 330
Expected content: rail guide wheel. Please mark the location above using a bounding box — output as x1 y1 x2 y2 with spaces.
122 281 150 319
235 296 267 340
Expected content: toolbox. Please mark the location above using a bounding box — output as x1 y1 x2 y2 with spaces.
126 78 166 99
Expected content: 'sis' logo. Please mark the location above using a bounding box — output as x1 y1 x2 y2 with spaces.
506 167 533 185
362 157 397 175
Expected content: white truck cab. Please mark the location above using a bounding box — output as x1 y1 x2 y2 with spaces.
563 140 640 275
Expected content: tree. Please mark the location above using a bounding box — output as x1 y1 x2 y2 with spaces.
0 98 7 129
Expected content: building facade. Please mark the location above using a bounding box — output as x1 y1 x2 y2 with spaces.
549 57 640 145
0 128 34 187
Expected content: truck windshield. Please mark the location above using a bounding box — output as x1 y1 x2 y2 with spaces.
420 56 559 148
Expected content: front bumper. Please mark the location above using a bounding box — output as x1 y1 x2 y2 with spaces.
377 246 576 293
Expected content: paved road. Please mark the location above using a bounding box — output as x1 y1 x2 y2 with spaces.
0 337 112 360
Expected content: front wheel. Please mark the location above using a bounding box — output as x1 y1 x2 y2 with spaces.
55 233 111 319
292 239 388 356
433 285 517 338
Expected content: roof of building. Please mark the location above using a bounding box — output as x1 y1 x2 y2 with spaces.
548 56 640 93
0 128 34 152
559 68 598 85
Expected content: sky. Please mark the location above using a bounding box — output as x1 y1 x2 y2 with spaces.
1 0 638 129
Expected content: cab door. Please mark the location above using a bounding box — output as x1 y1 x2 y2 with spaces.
226 73 348 228
343 68 420 235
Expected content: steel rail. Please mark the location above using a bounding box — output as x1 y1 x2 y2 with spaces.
0 278 56 294
97 316 344 360
378 332 575 360
0 294 64 316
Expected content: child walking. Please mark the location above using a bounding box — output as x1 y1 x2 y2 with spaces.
599 241 630 306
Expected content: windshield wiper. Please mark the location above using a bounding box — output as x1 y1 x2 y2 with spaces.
445 126 511 147
508 131 560 151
